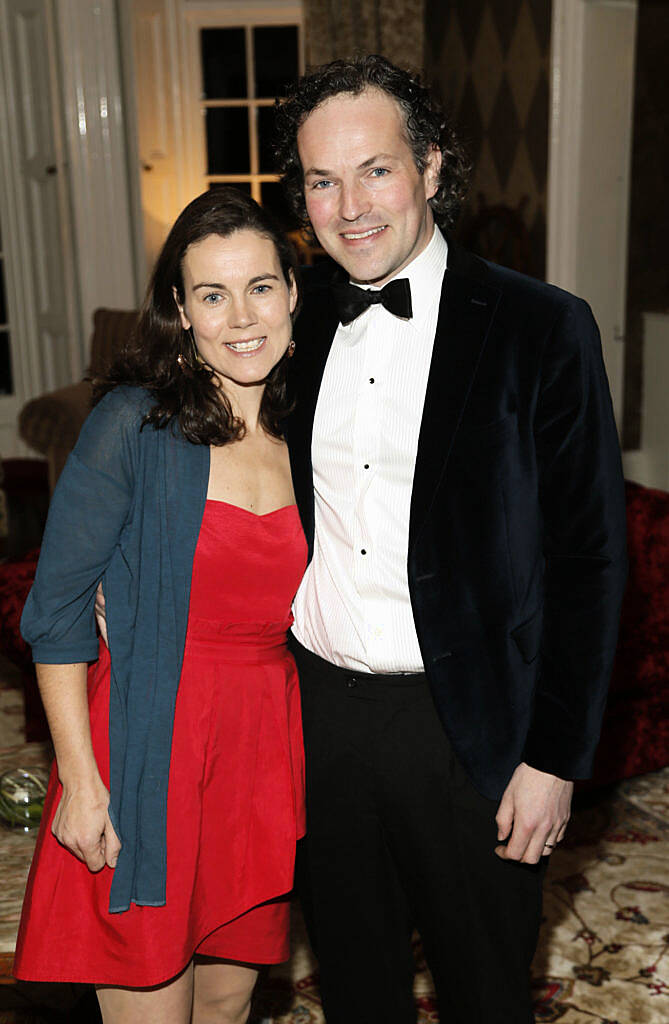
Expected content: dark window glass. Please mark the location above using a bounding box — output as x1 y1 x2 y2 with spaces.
261 182 301 232
254 26 298 97
208 181 252 197
206 108 250 174
0 262 6 324
0 331 13 395
257 105 278 173
201 28 247 98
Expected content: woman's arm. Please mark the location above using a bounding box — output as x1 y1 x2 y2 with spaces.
21 391 145 868
22 388 142 664
37 663 120 871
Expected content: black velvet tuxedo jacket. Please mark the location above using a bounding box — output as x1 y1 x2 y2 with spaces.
285 239 627 801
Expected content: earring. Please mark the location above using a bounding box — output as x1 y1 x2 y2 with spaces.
177 352 187 370
188 326 205 365
287 339 296 358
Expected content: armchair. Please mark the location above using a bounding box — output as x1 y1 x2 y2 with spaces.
19 308 139 491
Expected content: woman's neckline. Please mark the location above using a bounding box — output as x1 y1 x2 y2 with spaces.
205 498 297 519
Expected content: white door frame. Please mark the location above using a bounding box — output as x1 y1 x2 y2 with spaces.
547 0 638 432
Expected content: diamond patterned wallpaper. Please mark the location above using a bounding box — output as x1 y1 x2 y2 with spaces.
425 0 552 280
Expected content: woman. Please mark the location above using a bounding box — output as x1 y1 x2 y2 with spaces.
15 188 306 1023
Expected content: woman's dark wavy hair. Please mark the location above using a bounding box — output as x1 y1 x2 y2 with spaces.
274 54 470 230
93 188 299 445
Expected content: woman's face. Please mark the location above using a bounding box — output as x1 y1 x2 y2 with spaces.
174 229 297 395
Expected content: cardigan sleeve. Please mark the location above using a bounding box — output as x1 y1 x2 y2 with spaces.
21 388 144 664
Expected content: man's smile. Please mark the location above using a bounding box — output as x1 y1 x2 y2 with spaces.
340 225 388 241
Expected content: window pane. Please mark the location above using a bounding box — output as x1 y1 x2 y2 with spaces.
0 261 6 324
254 26 299 97
257 105 278 174
206 108 250 174
0 331 13 395
201 28 247 99
261 182 301 232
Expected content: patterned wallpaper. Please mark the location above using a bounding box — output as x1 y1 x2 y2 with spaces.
425 0 552 280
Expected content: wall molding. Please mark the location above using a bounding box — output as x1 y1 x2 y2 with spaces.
547 0 638 429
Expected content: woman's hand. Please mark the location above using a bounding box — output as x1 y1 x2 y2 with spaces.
52 776 121 872
35 663 121 871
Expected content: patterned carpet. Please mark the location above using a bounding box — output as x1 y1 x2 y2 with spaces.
255 769 669 1024
1 661 667 1022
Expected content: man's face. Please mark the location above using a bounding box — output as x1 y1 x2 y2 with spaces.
297 88 441 285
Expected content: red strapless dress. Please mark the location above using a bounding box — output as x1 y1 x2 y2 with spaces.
14 500 307 986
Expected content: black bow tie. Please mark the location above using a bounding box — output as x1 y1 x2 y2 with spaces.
332 278 413 326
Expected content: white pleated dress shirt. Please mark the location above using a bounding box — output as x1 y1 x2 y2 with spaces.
292 226 448 672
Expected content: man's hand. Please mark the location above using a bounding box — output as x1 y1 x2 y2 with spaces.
495 762 573 864
95 582 108 646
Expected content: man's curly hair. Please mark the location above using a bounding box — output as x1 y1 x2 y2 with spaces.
274 54 469 230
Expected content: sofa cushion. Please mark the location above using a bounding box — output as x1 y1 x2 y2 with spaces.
18 381 93 455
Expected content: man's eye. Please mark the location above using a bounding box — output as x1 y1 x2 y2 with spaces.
204 293 221 304
312 180 333 190
370 167 389 177
252 284 271 294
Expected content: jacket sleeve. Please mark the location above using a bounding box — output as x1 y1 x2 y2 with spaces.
21 388 142 664
522 297 628 779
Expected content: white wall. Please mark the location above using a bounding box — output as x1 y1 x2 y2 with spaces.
547 0 638 433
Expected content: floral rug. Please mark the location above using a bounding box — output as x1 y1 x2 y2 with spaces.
256 768 669 1024
0 649 667 1024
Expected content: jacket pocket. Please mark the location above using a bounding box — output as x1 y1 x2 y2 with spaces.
510 606 543 664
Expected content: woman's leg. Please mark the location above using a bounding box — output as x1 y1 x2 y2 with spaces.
96 962 193 1023
192 957 258 1024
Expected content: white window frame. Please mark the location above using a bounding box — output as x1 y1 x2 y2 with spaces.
180 1 304 206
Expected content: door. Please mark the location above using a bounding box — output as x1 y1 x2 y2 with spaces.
0 0 80 453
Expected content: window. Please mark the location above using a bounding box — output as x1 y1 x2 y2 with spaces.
186 6 304 234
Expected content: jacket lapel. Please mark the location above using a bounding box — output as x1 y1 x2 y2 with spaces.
286 271 340 557
409 243 501 550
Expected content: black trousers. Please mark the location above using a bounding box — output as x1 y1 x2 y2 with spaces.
291 639 545 1024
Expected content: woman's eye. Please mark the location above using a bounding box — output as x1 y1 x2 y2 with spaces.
203 293 221 304
312 179 333 190
252 284 271 294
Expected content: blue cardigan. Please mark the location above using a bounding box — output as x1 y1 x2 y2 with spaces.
21 386 210 912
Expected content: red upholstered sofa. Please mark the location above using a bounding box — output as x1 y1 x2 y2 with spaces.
1 482 668 773
587 480 669 785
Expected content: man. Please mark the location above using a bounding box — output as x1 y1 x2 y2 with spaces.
274 55 627 1023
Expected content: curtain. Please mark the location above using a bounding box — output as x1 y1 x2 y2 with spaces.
304 0 425 72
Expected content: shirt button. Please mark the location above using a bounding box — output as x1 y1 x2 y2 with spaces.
364 463 369 469
369 377 375 384
347 677 358 688
361 549 367 555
